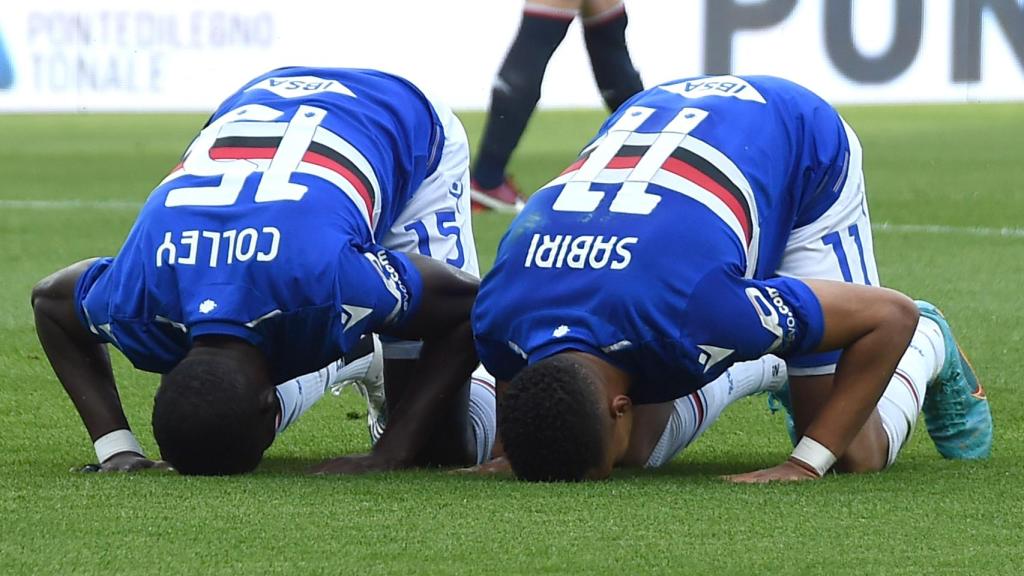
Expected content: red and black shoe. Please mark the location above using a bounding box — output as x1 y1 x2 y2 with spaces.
470 177 527 213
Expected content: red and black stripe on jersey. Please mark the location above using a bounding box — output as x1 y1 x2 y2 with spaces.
558 144 753 246
205 135 377 219
661 147 753 246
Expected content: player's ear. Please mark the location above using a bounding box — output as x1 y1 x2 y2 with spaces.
611 394 632 419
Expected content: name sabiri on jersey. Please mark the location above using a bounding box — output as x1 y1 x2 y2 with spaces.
523 233 638 270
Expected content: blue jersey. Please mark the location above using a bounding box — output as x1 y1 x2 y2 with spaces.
474 75 848 404
76 67 443 383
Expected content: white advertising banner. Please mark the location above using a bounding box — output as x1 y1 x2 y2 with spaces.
0 0 1022 112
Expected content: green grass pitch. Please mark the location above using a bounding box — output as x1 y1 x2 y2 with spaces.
1 104 1022 575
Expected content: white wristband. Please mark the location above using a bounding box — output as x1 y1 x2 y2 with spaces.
790 436 837 477
94 429 144 464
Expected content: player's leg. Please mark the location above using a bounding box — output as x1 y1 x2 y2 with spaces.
471 0 580 211
580 0 643 111
639 356 788 468
779 119 990 469
781 305 987 468
467 366 499 465
776 119 893 473
274 335 381 437
379 96 480 466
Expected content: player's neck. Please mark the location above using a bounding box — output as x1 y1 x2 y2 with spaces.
564 350 631 396
190 336 271 388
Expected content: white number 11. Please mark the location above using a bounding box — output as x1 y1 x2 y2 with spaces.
551 105 709 215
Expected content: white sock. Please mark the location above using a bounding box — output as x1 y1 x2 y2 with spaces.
876 317 945 466
645 356 788 468
467 366 498 465
334 354 374 385
275 361 341 435
725 355 788 398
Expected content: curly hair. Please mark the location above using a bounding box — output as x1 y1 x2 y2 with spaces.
152 354 273 475
499 354 607 482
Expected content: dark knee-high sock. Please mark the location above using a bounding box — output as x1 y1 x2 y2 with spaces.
583 2 643 112
473 5 575 189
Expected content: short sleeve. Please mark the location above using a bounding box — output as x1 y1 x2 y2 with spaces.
474 334 527 383
74 257 115 343
337 245 424 335
684 268 825 364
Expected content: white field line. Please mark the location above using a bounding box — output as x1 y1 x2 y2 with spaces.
873 222 1024 239
2 198 1023 239
0 199 141 210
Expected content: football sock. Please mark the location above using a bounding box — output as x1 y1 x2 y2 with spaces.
335 352 374 383
467 366 498 464
473 3 575 189
692 356 788 440
275 362 339 434
726 354 788 398
645 357 788 467
275 336 379 435
876 317 944 466
583 2 643 111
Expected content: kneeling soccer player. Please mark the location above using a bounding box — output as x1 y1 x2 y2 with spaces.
32 66 482 475
472 74 992 482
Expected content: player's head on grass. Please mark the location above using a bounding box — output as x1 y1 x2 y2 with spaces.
152 337 277 475
499 352 633 481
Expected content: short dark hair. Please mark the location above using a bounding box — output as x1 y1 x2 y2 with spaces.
152 355 272 475
499 354 607 482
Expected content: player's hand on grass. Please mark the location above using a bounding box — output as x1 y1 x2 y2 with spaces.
451 456 512 476
308 453 399 475
76 452 174 473
722 459 820 484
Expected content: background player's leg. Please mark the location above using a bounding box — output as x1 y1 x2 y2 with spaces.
581 0 643 111
472 0 577 205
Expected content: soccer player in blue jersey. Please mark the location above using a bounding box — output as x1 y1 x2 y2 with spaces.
32 67 483 476
473 75 993 482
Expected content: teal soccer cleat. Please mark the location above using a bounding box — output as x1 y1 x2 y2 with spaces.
767 383 798 447
917 301 993 460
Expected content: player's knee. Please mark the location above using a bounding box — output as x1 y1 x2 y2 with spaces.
885 290 921 342
152 354 276 475
30 278 56 314
31 259 98 315
500 355 607 482
31 271 70 312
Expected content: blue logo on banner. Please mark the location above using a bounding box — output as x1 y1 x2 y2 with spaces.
0 30 14 90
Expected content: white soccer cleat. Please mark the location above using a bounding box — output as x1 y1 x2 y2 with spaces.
329 335 387 444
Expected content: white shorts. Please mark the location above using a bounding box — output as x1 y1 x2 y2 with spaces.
776 120 879 376
379 95 480 359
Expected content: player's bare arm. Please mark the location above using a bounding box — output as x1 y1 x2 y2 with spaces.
311 254 479 474
726 280 919 483
31 259 167 472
